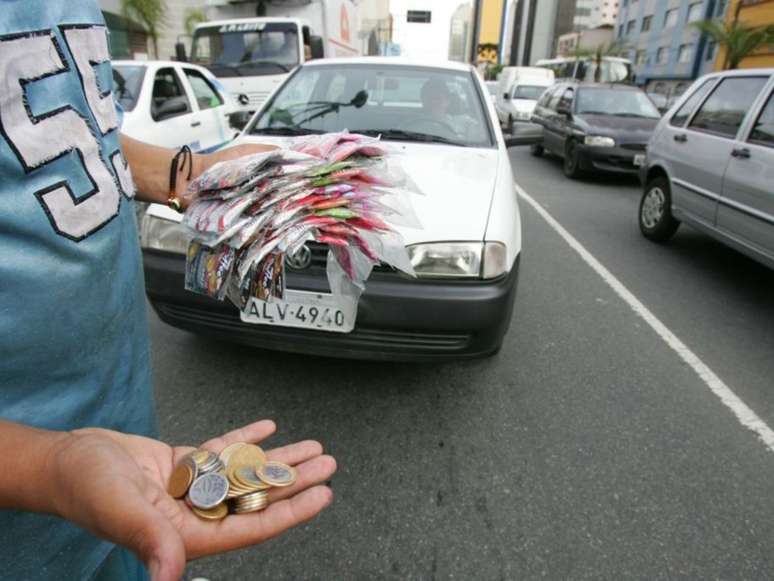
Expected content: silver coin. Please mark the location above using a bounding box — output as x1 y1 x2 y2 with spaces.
188 473 229 509
199 459 225 476
236 465 264 486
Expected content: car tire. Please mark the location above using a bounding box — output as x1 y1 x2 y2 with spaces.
563 140 583 179
639 176 680 242
530 142 544 157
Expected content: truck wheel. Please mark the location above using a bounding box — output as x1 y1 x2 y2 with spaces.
639 176 680 242
563 140 583 179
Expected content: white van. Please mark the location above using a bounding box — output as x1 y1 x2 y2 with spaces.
495 67 554 134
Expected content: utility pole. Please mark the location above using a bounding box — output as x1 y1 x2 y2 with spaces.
470 0 483 64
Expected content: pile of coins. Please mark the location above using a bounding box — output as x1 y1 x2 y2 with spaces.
167 443 297 520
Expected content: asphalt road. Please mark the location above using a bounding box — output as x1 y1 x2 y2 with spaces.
150 146 774 580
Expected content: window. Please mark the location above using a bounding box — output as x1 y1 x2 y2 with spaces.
636 49 647 65
407 10 431 23
558 87 575 111
547 86 564 110
641 15 652 32
749 90 774 147
151 68 191 121
656 47 668 64
183 69 224 110
687 2 704 22
678 44 693 64
538 86 558 108
715 0 728 17
706 41 717 61
626 20 636 34
670 79 715 126
689 76 769 138
664 8 679 28
112 65 146 112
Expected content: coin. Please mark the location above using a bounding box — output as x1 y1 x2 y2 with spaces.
167 462 194 499
188 473 229 509
227 445 267 470
256 461 296 487
192 503 228 521
232 490 269 514
218 443 245 466
191 449 211 464
236 465 271 489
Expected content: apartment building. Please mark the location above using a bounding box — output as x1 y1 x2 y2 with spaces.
615 0 728 97
575 0 621 30
716 0 774 69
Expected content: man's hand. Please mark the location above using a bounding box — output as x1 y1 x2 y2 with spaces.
47 420 335 581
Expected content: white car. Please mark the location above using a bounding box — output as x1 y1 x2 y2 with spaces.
140 58 522 360
113 60 236 152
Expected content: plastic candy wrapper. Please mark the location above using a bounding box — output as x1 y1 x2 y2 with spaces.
181 131 421 312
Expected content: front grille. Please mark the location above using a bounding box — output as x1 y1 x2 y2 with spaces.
620 143 647 152
306 241 395 273
246 91 270 106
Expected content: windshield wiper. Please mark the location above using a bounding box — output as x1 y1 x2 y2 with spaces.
250 126 322 136
352 129 468 147
239 60 291 73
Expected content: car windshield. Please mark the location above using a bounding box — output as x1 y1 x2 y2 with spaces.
191 22 299 77
250 64 494 148
576 88 660 118
112 65 146 112
512 85 548 101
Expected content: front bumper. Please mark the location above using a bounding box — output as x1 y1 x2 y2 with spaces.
576 144 646 175
143 250 520 361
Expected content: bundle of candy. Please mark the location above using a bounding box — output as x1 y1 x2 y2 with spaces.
182 132 420 310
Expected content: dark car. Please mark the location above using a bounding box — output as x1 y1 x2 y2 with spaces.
530 82 661 179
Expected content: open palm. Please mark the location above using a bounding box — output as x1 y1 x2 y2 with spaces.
50 420 335 581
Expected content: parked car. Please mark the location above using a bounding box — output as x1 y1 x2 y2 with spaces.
530 82 661 179
485 80 499 101
140 58 522 360
639 69 774 270
113 60 236 152
495 66 554 135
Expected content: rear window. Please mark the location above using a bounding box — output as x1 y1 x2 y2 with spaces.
688 76 769 138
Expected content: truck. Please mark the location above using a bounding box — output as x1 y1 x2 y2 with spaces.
184 0 359 118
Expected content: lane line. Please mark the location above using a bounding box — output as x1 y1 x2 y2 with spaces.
515 182 774 453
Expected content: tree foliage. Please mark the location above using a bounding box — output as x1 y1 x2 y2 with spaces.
121 0 166 58
568 42 628 83
184 9 208 37
693 19 774 70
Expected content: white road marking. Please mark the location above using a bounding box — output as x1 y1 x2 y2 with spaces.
516 182 774 453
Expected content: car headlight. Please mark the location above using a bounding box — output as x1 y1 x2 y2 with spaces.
407 242 508 279
584 135 616 147
140 212 191 255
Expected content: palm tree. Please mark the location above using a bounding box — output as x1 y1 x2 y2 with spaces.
121 0 166 59
184 9 208 37
568 42 628 83
693 19 774 70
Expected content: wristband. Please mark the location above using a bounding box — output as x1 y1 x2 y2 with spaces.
168 145 193 212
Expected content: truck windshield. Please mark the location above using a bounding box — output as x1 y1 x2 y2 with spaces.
250 64 494 148
191 22 299 77
511 85 548 101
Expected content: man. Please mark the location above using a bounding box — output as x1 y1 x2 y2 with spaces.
0 2 336 580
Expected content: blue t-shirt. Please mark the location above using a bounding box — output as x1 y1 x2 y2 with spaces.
0 1 155 578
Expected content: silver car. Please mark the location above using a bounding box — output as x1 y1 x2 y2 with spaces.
639 69 774 270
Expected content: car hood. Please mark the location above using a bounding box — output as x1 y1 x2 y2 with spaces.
234 136 500 245
574 114 659 142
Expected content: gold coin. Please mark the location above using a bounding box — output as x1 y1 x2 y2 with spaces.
227 445 267 470
167 462 194 499
256 461 297 487
192 503 228 521
191 449 211 464
218 443 245 465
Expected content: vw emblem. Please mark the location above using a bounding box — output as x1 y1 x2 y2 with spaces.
285 245 312 270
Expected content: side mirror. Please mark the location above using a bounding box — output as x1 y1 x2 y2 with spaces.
154 97 188 121
309 36 324 59
505 134 541 147
175 42 188 62
503 93 509 100
228 111 253 132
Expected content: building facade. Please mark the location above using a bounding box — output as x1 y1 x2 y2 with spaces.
574 0 621 30
556 25 615 56
716 0 774 69
615 0 728 97
505 0 576 65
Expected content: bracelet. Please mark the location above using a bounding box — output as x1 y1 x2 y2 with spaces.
168 145 193 212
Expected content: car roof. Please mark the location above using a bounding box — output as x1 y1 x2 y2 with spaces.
698 67 774 80
113 59 198 69
559 82 643 91
300 57 475 73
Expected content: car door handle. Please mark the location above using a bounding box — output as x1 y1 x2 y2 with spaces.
191 121 202 127
731 147 751 159
673 133 687 143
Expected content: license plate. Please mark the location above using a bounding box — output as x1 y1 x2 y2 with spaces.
240 290 357 333
633 154 646 167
